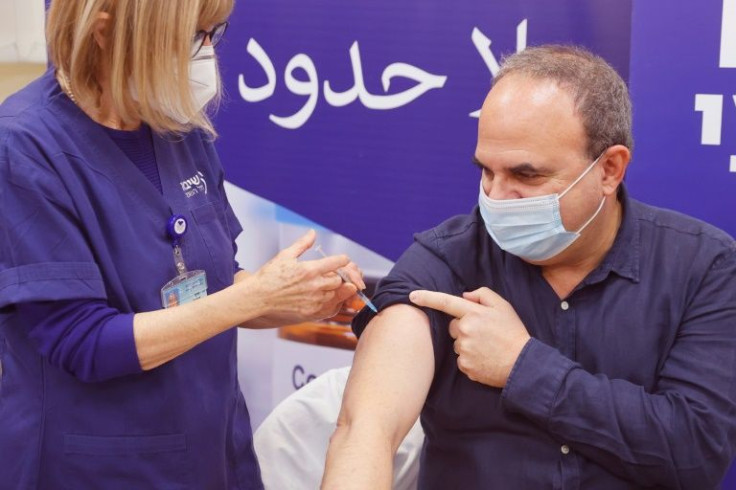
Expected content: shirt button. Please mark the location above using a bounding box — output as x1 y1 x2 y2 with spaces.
560 444 570 455
560 301 570 311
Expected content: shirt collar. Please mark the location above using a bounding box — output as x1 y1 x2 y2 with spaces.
582 183 640 285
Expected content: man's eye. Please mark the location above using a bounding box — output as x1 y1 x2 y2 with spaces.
517 173 539 180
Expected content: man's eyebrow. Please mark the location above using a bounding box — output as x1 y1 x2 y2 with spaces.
471 156 486 169
472 157 552 175
508 162 552 175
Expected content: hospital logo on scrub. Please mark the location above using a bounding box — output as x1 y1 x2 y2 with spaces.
180 171 208 198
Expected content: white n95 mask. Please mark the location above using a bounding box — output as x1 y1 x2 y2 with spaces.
478 154 606 262
186 45 219 116
130 45 219 124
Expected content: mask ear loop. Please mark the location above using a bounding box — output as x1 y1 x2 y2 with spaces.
575 196 606 233
558 150 606 199
558 150 608 233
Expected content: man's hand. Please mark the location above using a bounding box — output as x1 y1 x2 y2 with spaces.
409 287 531 388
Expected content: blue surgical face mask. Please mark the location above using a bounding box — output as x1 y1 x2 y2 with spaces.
478 153 606 262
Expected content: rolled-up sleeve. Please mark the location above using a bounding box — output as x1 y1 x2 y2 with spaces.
20 299 141 382
0 136 107 307
1 131 139 383
352 235 463 368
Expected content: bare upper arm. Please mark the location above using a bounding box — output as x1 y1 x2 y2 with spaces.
338 303 434 451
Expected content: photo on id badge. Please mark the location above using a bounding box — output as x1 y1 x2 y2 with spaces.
161 270 208 308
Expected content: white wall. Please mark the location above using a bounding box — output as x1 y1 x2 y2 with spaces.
225 182 394 429
0 0 47 63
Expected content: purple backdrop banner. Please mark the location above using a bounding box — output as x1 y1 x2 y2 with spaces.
628 2 736 487
214 0 632 260
628 0 736 239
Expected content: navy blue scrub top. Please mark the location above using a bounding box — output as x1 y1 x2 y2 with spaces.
0 71 263 489
353 187 736 489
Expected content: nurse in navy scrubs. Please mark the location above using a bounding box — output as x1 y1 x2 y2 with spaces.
0 0 364 488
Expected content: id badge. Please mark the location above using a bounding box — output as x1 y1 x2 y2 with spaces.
161 270 208 308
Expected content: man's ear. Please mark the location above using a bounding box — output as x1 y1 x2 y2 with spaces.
92 12 112 50
600 144 630 196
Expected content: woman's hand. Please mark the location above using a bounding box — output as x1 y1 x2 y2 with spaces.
249 230 358 322
134 230 367 368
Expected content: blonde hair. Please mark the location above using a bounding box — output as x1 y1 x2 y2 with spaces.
47 0 234 136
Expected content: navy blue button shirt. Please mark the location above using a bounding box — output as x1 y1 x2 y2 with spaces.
353 186 736 489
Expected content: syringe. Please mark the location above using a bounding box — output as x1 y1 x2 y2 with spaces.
315 245 378 313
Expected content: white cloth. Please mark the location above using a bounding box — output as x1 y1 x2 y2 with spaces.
254 366 423 490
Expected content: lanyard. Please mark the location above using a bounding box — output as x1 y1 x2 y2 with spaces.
161 213 208 308
167 214 189 274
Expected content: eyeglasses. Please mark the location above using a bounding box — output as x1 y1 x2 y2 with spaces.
192 21 228 56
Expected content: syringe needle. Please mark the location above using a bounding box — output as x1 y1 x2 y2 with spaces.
315 245 378 313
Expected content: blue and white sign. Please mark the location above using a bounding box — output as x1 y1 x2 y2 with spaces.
628 0 736 237
628 2 736 487
215 0 632 260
